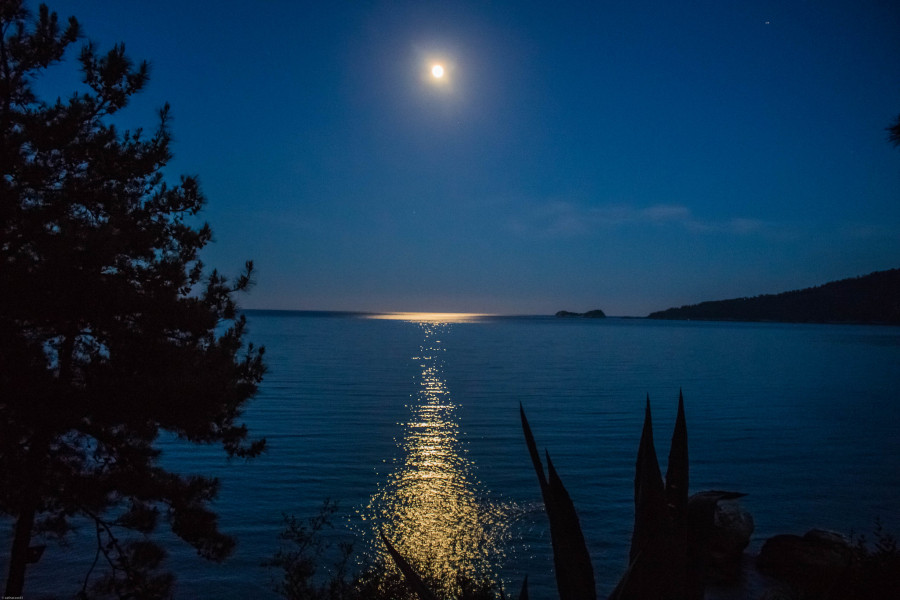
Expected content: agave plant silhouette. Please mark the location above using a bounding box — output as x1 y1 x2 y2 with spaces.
609 391 695 600
382 391 745 600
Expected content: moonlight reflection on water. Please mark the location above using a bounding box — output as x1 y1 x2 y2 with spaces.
359 321 520 595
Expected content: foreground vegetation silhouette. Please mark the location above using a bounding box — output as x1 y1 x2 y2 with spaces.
269 393 747 599
1 3 264 596
271 396 899 600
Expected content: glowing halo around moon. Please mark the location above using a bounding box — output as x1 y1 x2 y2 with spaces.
417 49 456 91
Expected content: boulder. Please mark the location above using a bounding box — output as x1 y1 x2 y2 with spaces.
688 492 754 582
709 499 754 562
757 529 854 596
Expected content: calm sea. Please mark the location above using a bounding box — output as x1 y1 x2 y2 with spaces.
12 311 900 599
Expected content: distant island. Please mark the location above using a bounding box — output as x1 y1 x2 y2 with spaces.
556 309 606 318
647 268 900 325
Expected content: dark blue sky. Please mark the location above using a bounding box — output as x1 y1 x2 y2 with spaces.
40 1 900 315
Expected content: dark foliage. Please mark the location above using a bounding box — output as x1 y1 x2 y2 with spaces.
848 519 900 599
647 268 900 324
263 500 357 600
1 2 265 596
888 114 900 147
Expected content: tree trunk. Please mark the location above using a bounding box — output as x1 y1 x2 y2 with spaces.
5 432 48 597
4 492 36 597
5 332 75 595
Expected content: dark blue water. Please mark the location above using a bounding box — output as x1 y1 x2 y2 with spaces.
11 312 900 598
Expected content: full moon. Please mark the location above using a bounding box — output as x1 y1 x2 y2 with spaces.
431 64 444 78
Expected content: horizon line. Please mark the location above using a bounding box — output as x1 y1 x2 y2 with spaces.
239 308 647 319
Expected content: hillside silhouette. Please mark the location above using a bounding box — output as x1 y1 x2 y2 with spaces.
647 269 900 324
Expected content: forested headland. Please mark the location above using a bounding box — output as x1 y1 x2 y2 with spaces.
647 268 900 325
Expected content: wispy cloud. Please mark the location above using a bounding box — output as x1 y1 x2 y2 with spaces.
505 200 783 238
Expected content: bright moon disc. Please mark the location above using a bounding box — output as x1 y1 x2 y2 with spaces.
431 64 444 78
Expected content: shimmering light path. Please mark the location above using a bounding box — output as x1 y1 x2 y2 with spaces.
360 320 514 595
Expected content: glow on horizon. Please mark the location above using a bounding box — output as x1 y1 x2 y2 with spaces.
367 312 493 323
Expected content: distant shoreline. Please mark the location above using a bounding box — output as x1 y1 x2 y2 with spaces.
239 309 900 327
647 268 900 326
240 269 900 326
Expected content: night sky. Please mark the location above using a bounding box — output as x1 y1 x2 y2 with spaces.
37 1 900 315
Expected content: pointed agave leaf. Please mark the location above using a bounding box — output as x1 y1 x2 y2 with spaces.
665 390 689 514
631 395 666 562
520 403 549 494
499 577 530 600
518 574 529 600
606 549 640 600
664 390 691 597
615 394 702 599
545 452 597 599
634 396 664 506
520 404 597 600
379 531 439 600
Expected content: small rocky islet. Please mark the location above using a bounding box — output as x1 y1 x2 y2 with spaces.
555 309 606 318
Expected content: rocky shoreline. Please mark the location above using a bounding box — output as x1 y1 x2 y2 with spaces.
698 507 899 599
